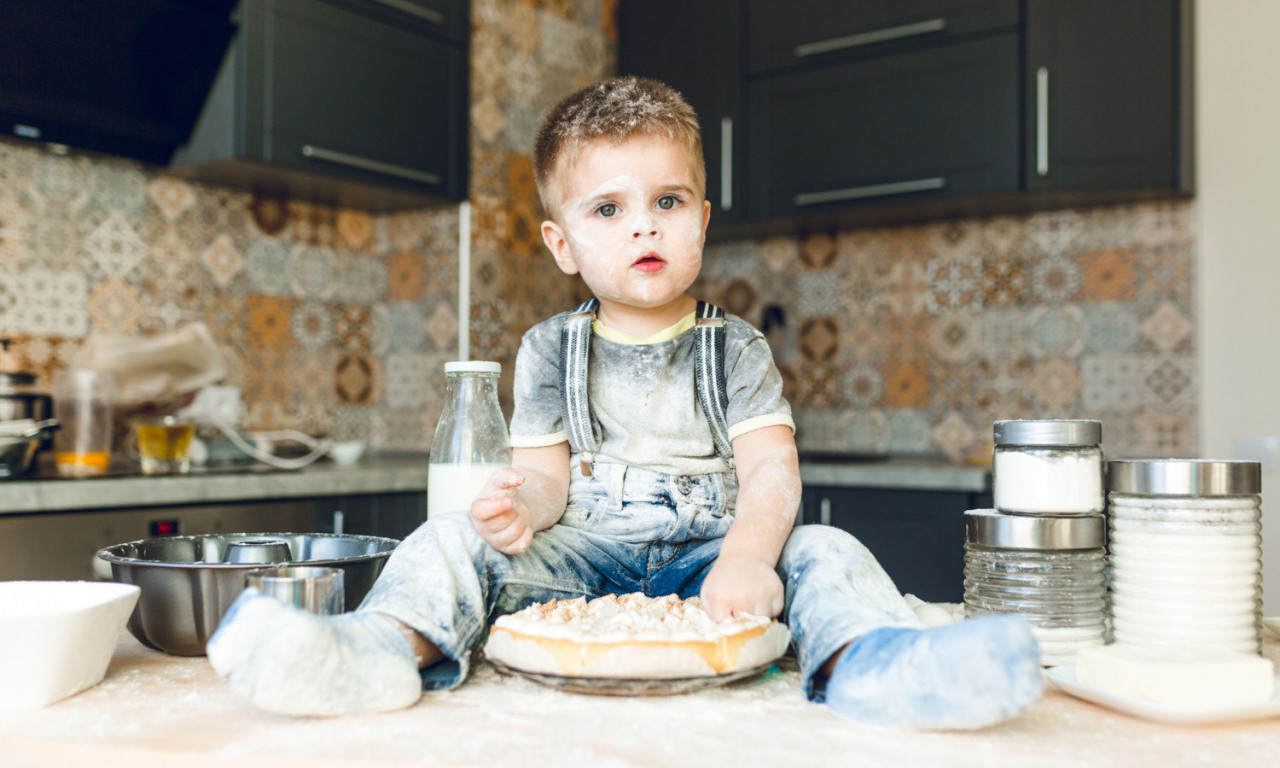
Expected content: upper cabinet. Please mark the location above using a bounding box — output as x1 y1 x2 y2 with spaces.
618 0 1193 233
170 0 469 211
1025 0 1192 196
617 0 742 221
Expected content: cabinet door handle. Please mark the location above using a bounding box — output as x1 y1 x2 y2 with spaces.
720 116 733 212
794 176 946 207
367 0 445 25
1036 66 1050 177
819 498 832 527
794 18 947 59
301 145 443 186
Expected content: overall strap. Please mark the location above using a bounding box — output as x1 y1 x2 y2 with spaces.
560 298 600 475
695 300 734 466
558 298 733 476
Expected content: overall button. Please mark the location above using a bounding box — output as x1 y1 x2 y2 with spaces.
675 476 693 494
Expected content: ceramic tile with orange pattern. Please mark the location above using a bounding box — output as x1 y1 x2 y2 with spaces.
880 360 929 409
334 352 384 406
1029 356 1083 411
245 294 295 351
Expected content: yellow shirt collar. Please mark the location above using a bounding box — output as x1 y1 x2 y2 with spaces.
593 311 697 345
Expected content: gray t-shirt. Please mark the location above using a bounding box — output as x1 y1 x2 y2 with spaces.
510 308 794 476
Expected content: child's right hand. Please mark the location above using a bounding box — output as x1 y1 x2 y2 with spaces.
469 468 535 555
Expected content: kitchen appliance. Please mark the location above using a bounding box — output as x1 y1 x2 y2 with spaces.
0 0 238 164
0 419 59 478
98 531 398 655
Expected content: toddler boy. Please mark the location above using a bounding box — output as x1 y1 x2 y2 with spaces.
208 77 1042 729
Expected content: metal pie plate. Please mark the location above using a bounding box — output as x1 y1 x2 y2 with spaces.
487 657 774 696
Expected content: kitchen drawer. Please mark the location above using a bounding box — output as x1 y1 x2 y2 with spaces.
342 0 469 44
746 33 1019 219
745 0 1019 75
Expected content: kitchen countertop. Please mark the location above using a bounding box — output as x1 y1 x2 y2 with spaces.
1 632 1277 768
0 453 988 515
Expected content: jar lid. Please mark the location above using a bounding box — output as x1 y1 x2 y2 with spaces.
993 419 1101 447
444 360 501 374
1108 459 1261 496
964 508 1104 550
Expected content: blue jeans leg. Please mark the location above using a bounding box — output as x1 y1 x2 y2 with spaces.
358 510 637 690
779 525 923 699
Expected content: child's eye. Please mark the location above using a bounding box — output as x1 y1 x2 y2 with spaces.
597 203 619 217
656 196 680 210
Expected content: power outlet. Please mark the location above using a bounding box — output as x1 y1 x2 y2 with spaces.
1235 435 1279 473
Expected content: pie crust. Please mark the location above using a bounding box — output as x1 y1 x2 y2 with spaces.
483 593 792 679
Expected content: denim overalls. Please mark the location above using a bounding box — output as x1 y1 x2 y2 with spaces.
359 301 921 697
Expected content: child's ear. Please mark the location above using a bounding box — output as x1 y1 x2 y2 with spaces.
541 219 580 275
700 199 711 240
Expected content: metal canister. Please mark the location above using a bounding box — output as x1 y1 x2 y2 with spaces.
964 508 1107 666
992 419 1104 515
1108 459 1263 654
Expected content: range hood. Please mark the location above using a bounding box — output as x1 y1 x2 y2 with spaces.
0 0 238 166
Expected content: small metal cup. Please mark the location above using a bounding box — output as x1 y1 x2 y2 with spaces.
245 566 345 614
222 538 292 564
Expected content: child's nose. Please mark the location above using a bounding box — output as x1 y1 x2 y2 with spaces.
631 214 658 237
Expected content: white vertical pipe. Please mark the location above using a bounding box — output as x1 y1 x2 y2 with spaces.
457 200 471 361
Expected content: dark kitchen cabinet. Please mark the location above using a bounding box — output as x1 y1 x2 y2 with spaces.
744 0 1019 76
617 0 742 221
170 0 468 211
617 0 1192 231
1025 0 1193 195
801 485 992 603
746 34 1019 219
312 491 428 540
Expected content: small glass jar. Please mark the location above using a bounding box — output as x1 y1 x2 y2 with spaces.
1108 459 1263 655
992 419 1104 514
964 508 1107 666
427 361 510 519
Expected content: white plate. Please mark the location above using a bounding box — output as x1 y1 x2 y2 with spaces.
1046 665 1280 725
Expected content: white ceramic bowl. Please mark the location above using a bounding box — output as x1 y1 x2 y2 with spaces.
327 440 366 465
0 580 140 708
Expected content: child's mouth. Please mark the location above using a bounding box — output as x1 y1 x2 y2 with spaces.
633 254 665 273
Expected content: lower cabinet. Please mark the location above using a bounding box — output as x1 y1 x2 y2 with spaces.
801 485 992 603
312 492 428 541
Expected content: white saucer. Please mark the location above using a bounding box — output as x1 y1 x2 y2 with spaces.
1046 665 1280 725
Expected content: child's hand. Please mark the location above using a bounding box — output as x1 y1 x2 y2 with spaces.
700 552 785 621
469 468 535 555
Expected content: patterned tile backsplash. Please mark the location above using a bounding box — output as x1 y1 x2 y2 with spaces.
0 0 1196 460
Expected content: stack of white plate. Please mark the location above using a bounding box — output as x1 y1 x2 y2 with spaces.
1108 460 1262 655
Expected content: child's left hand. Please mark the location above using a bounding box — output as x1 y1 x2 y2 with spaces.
700 552 785 621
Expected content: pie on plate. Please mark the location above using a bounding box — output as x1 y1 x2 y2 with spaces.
483 593 792 679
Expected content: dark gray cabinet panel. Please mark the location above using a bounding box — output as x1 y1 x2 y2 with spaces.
747 35 1019 219
746 0 1019 75
171 0 468 211
618 0 742 221
802 485 992 603
312 492 428 540
1025 0 1191 194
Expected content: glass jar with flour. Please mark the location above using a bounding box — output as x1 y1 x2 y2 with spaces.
428 361 510 519
992 419 1104 515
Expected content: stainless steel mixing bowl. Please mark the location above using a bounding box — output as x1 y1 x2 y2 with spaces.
97 532 399 656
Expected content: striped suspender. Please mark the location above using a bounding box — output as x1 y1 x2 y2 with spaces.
561 298 599 476
559 299 733 476
695 300 734 466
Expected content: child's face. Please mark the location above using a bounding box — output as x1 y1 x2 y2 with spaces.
541 135 711 316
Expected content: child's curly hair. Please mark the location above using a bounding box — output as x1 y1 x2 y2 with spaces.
533 76 704 218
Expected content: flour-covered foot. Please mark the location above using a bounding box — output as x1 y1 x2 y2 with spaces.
207 588 422 716
825 614 1043 730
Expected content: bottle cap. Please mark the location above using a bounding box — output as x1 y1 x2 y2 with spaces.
444 361 501 374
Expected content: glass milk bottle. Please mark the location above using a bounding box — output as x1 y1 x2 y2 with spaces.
428 361 510 518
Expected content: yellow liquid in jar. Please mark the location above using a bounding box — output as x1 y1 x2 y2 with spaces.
137 423 195 463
